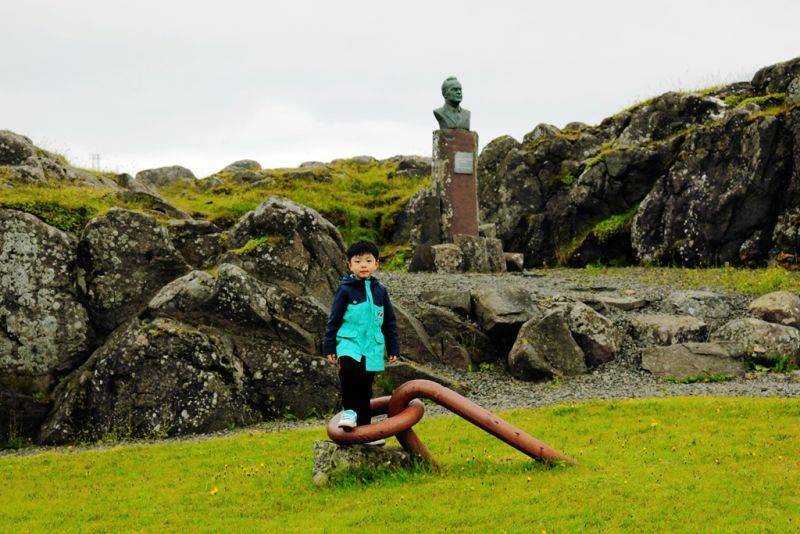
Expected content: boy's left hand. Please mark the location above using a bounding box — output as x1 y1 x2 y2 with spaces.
388 355 398 363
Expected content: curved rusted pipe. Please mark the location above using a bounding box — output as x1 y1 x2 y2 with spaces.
327 397 424 443
388 380 576 465
327 379 575 468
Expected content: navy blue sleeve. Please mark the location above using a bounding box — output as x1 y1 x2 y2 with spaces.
381 290 400 356
323 286 348 355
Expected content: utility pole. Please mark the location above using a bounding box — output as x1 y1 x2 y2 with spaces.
91 153 101 170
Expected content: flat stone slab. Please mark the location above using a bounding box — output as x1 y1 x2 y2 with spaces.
666 290 731 321
580 294 649 311
629 314 708 345
641 342 747 379
312 440 414 486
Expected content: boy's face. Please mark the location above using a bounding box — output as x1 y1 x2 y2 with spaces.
348 253 379 280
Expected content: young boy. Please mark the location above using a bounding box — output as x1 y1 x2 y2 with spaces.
324 240 400 434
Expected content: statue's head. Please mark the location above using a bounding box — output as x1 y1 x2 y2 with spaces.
441 76 463 106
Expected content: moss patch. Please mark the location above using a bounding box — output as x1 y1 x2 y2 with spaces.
229 235 283 255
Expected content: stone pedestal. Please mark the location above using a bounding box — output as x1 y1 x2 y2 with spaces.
433 129 479 241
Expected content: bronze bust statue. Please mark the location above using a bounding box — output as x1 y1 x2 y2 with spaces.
433 76 470 130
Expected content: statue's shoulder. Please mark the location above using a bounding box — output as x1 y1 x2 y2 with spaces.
433 106 447 118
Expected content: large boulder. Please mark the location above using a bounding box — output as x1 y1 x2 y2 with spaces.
78 208 190 333
563 302 623 366
508 310 586 381
629 314 708 345
0 130 118 188
148 264 328 353
223 196 347 305
711 317 800 363
166 219 225 268
747 291 800 328
419 288 472 316
38 317 258 444
631 112 790 265
135 166 196 189
221 160 261 173
415 305 499 367
391 186 442 245
409 243 463 273
0 210 94 397
641 342 748 379
470 286 540 333
392 303 438 364
384 155 432 177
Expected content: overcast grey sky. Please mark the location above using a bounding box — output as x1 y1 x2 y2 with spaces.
2 0 798 177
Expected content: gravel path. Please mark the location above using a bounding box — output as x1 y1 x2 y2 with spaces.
3 269 798 458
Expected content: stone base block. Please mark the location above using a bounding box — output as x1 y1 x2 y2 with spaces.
312 440 415 486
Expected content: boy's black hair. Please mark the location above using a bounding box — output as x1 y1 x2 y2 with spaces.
346 240 380 261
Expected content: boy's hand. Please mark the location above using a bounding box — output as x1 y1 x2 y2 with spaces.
326 354 338 366
388 355 398 363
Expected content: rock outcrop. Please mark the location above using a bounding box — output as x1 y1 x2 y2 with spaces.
393 56 800 268
222 196 348 305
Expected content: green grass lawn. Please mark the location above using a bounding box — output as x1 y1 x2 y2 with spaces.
1 397 798 532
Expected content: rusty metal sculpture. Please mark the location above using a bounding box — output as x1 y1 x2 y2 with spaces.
327 379 575 469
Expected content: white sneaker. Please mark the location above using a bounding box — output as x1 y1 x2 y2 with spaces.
338 409 357 429
366 438 386 446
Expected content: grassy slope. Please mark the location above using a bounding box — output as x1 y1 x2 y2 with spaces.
1 397 798 532
0 160 429 249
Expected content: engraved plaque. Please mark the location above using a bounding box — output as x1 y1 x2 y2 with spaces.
454 151 474 174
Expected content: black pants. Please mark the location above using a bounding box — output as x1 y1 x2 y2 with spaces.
338 355 375 426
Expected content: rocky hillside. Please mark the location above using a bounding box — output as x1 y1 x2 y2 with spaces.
389 56 800 269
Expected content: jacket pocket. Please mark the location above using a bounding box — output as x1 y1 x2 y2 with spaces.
373 332 385 344
337 327 358 339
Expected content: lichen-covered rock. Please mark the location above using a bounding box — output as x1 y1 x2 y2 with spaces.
391 186 442 245
148 264 328 353
470 286 540 333
114 190 190 220
384 155 432 177
563 302 623 366
135 166 196 189
0 130 119 188
454 234 491 272
167 219 225 268
38 317 257 444
641 342 747 379
711 317 800 363
312 440 415 486
631 112 790 265
393 303 437 364
409 243 464 273
0 210 94 395
747 291 800 328
221 160 261 173
665 290 732 322
419 289 471 316
508 310 586 381
629 314 708 345
78 208 190 333
223 196 347 305
415 305 499 367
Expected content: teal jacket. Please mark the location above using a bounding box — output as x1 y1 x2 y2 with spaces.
323 274 400 372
